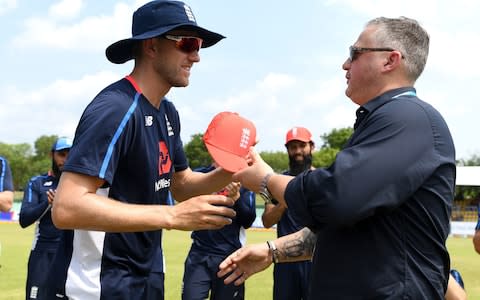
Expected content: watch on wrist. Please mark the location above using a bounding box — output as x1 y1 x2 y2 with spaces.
259 173 274 204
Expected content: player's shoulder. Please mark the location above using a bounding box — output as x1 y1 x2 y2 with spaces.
91 79 138 109
29 173 49 183
81 79 140 123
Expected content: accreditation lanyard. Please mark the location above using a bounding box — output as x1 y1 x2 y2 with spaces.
392 90 417 99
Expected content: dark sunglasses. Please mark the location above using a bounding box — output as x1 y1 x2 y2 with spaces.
164 35 203 53
349 46 398 62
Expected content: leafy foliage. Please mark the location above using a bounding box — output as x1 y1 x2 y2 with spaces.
455 155 480 203
182 127 354 172
183 133 212 170
0 135 57 191
260 151 288 173
313 148 338 167
319 127 353 149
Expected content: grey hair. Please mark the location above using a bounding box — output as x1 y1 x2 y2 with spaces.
366 17 429 82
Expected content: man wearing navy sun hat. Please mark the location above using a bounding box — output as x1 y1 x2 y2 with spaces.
19 137 72 300
47 1 238 299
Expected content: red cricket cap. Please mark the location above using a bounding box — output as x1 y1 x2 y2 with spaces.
203 112 257 172
285 126 312 145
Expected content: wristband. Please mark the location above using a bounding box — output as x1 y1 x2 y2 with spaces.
266 240 279 263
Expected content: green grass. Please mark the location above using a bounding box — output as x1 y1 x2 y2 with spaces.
164 229 276 299
0 223 275 299
1 222 478 299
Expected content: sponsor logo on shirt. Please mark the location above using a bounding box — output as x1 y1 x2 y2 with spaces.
165 114 174 136
155 178 171 191
43 181 53 187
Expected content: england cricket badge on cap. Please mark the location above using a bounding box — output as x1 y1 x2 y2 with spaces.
203 112 256 172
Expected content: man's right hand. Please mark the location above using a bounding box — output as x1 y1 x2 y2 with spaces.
165 194 236 231
217 242 273 286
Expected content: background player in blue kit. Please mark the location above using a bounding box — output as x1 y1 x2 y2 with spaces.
219 17 456 299
445 269 466 300
0 155 14 212
261 127 313 300
0 155 14 268
182 163 256 300
19 137 72 300
50 1 246 300
474 203 480 254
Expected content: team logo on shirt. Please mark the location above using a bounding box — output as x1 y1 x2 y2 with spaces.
158 141 172 175
43 181 53 187
145 116 153 127
155 141 172 191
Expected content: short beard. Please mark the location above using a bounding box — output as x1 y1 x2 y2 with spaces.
51 160 62 178
288 154 312 176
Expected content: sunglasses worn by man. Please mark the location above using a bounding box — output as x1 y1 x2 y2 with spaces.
164 35 203 53
349 45 403 62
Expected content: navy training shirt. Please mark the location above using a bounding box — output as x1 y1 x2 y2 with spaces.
60 76 189 298
285 87 455 299
274 170 306 238
19 172 61 250
190 165 257 256
0 156 13 192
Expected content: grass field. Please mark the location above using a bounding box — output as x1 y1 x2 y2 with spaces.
1 222 479 299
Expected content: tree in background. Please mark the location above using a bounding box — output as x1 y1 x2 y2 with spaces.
312 148 338 168
0 142 33 191
183 133 212 170
455 154 480 205
313 127 354 168
320 127 353 149
182 127 355 172
0 135 57 191
260 151 288 173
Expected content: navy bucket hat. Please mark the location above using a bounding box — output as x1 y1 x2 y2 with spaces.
106 0 225 64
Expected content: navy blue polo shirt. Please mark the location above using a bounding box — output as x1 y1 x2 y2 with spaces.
60 76 188 299
0 156 13 192
285 87 455 298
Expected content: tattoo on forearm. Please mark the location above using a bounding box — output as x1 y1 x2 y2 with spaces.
279 228 317 261
282 239 304 258
303 228 317 254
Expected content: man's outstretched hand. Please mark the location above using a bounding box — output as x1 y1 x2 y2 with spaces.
217 242 273 286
